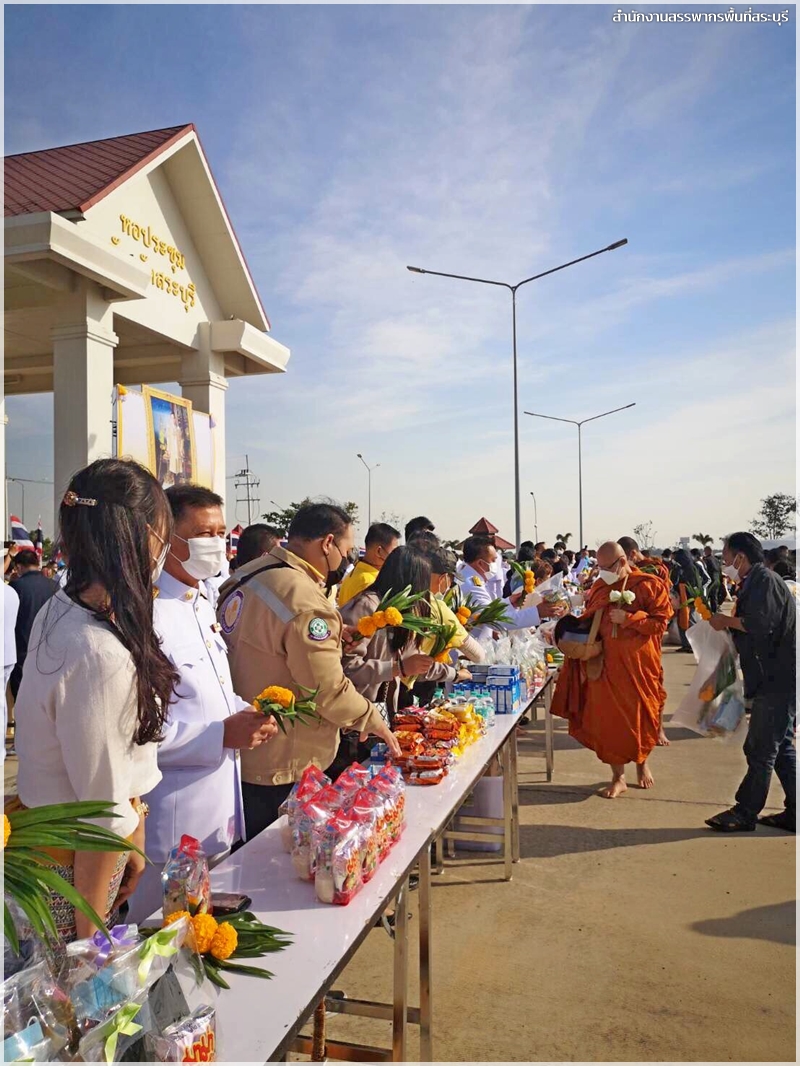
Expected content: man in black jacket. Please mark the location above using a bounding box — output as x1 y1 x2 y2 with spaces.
9 550 57 698
705 532 795 833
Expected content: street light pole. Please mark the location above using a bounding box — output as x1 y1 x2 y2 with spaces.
407 239 627 549
524 404 636 548
7 477 53 529
529 492 539 542
356 453 379 528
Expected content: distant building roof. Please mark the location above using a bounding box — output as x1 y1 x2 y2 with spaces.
5 125 192 217
469 517 500 536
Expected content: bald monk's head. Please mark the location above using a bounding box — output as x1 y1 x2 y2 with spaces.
617 536 643 563
596 541 633 583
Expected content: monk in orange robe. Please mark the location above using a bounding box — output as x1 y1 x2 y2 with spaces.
552 541 672 798
619 536 672 746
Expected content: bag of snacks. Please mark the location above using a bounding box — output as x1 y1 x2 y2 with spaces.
149 1004 216 1062
671 622 746 739
3 960 77 1061
291 787 341 880
313 815 364 906
344 788 381 882
162 835 211 917
278 765 331 852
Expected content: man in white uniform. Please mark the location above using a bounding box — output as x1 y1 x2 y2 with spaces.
458 536 561 641
129 485 276 922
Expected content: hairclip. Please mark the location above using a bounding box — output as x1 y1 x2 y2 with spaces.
63 491 98 508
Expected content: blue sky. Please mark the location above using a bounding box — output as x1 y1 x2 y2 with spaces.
4 4 796 547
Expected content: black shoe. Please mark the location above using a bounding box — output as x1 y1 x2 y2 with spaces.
705 808 756 832
758 811 796 833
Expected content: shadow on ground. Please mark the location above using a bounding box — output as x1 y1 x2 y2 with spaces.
518 823 708 859
518 784 607 806
691 901 796 946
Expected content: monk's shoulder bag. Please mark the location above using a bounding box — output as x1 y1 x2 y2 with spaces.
556 607 605 681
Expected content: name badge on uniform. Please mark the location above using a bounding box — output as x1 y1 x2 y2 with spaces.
308 617 331 642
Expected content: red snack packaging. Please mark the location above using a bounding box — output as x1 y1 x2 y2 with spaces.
313 814 364 905
279 766 332 852
291 786 341 881
347 788 381 882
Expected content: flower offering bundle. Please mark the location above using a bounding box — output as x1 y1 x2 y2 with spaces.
508 559 536 595
457 594 514 633
253 684 321 733
352 585 441 641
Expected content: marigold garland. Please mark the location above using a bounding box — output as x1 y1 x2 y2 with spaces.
210 922 239 961
3 814 10 849
191 912 219 954
258 685 294 709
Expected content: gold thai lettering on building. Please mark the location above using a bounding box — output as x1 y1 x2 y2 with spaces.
114 215 196 313
118 215 186 271
150 271 196 313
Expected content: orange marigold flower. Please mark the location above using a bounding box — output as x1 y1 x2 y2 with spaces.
384 607 403 627
257 685 294 708
2 814 10 849
191 913 219 954
435 651 450 664
357 616 377 638
524 572 535 594
209 921 238 961
372 610 387 629
163 910 191 928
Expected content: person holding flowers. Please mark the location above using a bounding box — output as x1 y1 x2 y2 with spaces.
14 459 178 941
218 502 401 838
551 541 672 799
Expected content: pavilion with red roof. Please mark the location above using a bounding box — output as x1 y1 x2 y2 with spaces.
468 517 515 551
4 124 290 517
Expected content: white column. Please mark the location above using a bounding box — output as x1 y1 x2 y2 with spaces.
51 287 117 517
179 323 228 509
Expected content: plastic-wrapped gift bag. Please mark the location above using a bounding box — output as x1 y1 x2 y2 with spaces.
671 622 746 739
162 836 211 917
2 959 77 1059
147 1004 217 1062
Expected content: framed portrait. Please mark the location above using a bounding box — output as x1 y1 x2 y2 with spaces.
143 386 196 488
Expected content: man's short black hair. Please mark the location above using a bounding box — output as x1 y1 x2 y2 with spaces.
405 529 440 551
414 542 456 576
772 559 795 579
724 531 765 564
541 549 558 563
618 536 639 556
553 541 566 552
463 535 494 565
691 548 701 558
405 516 435 541
13 549 40 569
703 544 713 553
165 484 224 521
234 523 281 569
288 501 352 542
662 548 673 559
365 522 400 550
766 545 790 563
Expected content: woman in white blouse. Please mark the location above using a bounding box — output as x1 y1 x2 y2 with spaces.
15 458 178 941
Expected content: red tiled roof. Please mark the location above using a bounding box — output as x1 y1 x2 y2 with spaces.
494 535 516 551
469 517 500 536
4 125 193 217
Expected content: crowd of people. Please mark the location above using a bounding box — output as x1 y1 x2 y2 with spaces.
2 455 796 943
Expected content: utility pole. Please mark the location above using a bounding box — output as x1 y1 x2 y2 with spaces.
234 455 260 526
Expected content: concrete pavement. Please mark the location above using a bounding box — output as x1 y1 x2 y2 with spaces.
316 647 796 1061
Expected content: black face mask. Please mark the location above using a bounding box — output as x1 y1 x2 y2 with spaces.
325 542 354 590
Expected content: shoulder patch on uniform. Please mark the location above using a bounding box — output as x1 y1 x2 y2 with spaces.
308 616 331 641
471 576 483 587
220 589 244 634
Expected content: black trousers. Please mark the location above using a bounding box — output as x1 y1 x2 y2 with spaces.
242 781 293 841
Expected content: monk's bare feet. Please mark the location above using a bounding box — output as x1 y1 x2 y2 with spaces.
599 777 627 799
636 762 655 789
657 728 670 747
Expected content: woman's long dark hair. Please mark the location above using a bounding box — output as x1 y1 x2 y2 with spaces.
371 545 432 653
673 549 702 590
58 458 179 745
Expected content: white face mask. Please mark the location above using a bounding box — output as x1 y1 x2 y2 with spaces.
152 543 169 583
173 535 227 582
598 569 621 585
722 558 741 582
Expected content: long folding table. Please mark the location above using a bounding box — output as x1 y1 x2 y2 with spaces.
207 704 532 1063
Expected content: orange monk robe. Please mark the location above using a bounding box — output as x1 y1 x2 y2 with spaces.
551 570 672 765
634 558 671 713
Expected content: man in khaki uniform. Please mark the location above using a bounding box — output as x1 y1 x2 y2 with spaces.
218 502 401 838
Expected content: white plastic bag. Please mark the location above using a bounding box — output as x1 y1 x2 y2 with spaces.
670 621 746 739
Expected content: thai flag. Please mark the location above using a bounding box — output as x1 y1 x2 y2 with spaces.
9 515 34 550
32 519 44 561
227 524 243 558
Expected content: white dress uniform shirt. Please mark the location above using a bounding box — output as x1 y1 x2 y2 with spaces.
3 583 19 764
129 570 249 922
485 554 506 600
457 563 541 643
